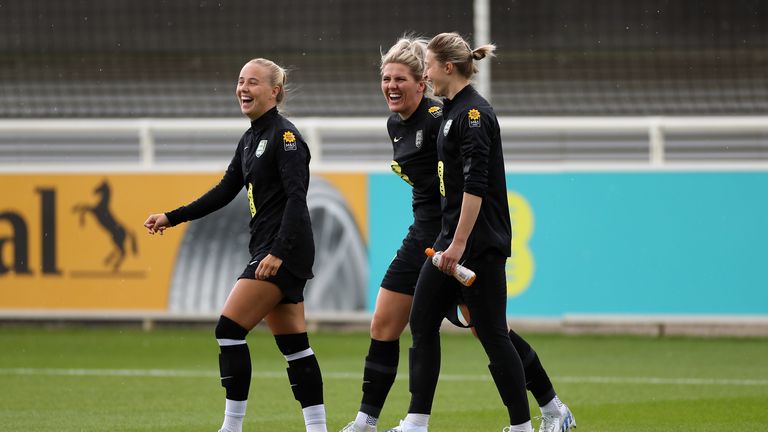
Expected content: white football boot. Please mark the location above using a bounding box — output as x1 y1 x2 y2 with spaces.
538 405 576 432
382 420 427 432
340 421 377 432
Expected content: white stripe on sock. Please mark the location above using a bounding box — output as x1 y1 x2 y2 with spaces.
284 347 314 361
217 338 247 346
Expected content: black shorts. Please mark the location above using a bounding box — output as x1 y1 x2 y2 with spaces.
238 254 308 304
380 219 440 295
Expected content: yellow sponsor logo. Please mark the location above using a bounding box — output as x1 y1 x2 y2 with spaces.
283 131 298 151
390 161 414 186
468 108 481 128
247 183 256 217
437 161 445 196
506 191 534 297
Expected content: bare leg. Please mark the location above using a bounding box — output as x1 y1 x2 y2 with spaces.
371 288 412 340
222 278 283 330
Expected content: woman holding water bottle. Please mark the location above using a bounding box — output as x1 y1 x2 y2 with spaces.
384 33 574 432
342 34 573 432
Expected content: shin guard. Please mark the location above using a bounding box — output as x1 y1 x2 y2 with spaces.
360 339 399 417
275 333 324 408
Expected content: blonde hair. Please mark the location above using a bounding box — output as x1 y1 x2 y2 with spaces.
427 32 496 79
247 58 288 104
380 35 428 81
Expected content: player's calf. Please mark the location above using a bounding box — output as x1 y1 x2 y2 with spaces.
275 332 327 432
215 315 251 432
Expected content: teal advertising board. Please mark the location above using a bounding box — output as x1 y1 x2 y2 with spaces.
369 171 768 317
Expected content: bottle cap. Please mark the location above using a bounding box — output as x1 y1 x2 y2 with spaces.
424 247 436 257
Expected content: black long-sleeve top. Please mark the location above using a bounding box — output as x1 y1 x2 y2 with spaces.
165 107 315 279
387 96 443 223
434 85 511 259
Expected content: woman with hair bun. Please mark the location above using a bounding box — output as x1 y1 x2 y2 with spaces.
384 33 575 432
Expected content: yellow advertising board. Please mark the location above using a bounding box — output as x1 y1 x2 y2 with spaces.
0 173 367 311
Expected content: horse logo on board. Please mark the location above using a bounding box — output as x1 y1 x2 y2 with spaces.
71 180 137 273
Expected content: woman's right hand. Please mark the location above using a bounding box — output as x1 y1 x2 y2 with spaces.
144 213 170 235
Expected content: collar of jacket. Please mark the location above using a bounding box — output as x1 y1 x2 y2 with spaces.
250 106 279 134
442 84 476 114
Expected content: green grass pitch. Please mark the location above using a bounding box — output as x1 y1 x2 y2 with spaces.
1 327 767 431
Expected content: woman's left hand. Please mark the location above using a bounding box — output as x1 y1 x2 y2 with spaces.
439 242 465 274
255 254 283 280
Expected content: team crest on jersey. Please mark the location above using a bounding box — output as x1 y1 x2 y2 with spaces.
428 106 443 118
443 119 453 136
255 139 268 157
415 130 423 149
468 108 481 128
283 131 297 151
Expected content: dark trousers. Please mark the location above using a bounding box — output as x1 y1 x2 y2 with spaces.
407 253 530 425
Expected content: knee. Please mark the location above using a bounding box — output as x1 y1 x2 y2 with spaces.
410 327 440 350
371 311 407 341
215 315 249 342
474 325 514 353
507 329 534 362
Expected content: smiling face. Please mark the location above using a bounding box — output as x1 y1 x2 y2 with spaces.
424 50 451 98
381 62 425 120
236 62 279 120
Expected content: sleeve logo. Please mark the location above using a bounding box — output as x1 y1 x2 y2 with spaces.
283 131 297 151
468 108 481 128
442 119 453 136
428 106 443 118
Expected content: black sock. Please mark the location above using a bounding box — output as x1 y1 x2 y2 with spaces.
275 332 324 408
359 338 400 418
215 316 251 401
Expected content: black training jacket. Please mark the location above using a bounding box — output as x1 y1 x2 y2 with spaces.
386 96 443 223
165 107 315 279
434 85 511 259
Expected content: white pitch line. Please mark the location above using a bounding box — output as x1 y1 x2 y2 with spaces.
1 368 766 387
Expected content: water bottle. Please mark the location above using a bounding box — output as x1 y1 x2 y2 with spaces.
425 247 476 286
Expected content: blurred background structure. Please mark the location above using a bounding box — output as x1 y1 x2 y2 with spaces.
1 0 767 334
1 0 766 118
0 0 766 164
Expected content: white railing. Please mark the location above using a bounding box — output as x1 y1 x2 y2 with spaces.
1 116 767 171
497 116 768 166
